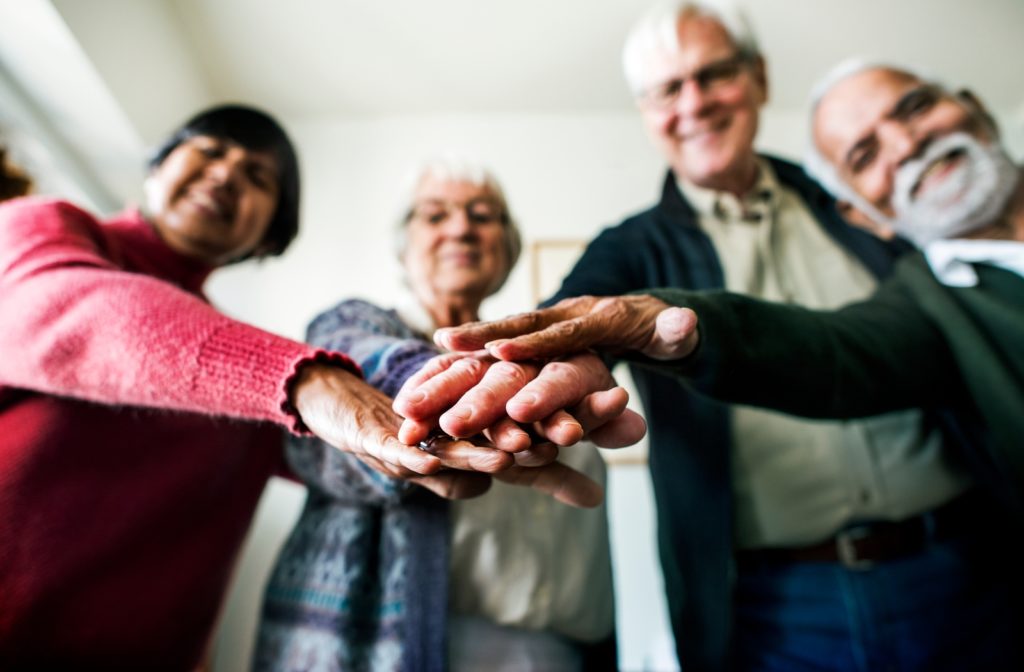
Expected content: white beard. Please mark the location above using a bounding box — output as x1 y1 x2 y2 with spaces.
889 132 1018 246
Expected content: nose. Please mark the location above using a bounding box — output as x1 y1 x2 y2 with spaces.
675 77 712 117
441 208 474 237
877 120 920 168
204 149 246 192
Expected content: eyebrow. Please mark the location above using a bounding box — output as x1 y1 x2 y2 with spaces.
841 83 931 169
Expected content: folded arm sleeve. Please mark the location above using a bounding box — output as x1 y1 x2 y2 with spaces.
0 198 358 433
642 280 959 418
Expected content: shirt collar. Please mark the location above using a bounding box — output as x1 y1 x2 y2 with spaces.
924 238 1024 287
676 157 780 224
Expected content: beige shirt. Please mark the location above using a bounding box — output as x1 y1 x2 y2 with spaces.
679 160 973 548
396 297 614 643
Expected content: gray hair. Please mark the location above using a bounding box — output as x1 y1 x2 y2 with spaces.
803 58 945 221
394 155 522 294
622 0 761 97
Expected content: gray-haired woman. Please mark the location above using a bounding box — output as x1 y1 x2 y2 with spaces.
255 157 617 672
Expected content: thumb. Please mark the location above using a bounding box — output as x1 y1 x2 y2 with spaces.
645 307 699 360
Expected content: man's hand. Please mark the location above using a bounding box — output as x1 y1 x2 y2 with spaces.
435 294 699 362
393 351 646 449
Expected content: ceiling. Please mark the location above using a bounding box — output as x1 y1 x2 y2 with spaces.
1 0 1022 208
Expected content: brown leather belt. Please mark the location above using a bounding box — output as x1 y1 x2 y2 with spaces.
736 492 981 571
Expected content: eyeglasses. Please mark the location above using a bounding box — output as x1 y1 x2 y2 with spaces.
639 53 751 110
408 198 505 226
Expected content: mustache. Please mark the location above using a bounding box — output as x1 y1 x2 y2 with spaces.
893 132 974 204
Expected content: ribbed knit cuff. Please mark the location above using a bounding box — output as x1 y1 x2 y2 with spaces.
281 349 364 435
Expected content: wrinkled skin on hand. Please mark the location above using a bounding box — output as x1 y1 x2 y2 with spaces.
291 362 609 507
435 294 699 362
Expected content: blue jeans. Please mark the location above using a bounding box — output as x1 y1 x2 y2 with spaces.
733 531 1021 672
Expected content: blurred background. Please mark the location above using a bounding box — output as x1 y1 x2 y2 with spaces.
1 1 1021 669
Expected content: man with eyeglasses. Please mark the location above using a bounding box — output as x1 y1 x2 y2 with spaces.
534 2 971 670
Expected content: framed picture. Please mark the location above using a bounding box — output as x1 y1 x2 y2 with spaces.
530 239 587 305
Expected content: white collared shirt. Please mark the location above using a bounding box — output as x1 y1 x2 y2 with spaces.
925 239 1024 287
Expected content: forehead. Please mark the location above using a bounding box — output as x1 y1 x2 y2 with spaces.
414 175 497 202
812 68 924 163
180 135 279 169
642 15 739 83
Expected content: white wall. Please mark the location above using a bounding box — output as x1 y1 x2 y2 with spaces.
206 108 812 671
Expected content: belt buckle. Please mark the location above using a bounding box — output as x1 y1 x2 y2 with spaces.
836 526 874 570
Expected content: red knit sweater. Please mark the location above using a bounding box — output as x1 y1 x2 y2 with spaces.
0 198 356 669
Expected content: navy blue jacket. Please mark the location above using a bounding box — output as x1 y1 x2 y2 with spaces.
547 158 911 671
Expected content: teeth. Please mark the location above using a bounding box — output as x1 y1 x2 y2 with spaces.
192 191 224 216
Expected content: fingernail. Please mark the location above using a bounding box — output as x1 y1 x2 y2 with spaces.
515 393 538 406
485 339 509 349
445 407 472 421
403 390 426 404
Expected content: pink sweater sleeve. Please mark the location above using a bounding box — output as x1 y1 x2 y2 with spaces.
0 198 358 432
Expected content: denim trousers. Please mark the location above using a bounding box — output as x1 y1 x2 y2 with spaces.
733 529 1022 672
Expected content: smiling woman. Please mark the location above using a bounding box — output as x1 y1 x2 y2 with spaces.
0 105 535 670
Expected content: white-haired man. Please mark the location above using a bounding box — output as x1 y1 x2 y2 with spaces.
392 7 975 672
535 4 973 668
402 60 1024 671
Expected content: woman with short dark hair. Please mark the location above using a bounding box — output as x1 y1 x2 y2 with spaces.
0 105 509 669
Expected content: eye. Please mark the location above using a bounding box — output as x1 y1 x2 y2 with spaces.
849 144 878 174
245 164 278 191
695 59 742 89
468 204 501 224
649 79 683 106
192 138 225 159
894 87 939 120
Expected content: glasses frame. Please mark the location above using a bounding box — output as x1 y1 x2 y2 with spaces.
638 52 754 111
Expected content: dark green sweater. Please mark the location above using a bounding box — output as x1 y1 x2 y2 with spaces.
648 253 1024 496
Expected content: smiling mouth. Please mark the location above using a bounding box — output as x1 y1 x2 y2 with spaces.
679 117 730 142
189 189 234 221
911 147 967 199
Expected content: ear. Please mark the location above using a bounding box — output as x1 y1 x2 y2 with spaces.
837 200 896 240
956 88 1000 137
751 55 768 105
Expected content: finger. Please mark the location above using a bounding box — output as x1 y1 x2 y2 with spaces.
365 431 443 475
435 300 592 351
484 315 611 362
429 438 515 473
397 417 436 445
512 442 560 467
587 409 647 449
647 307 700 360
505 353 615 424
393 354 494 420
494 463 604 508
534 409 584 446
438 360 540 438
484 417 532 453
571 387 629 434
408 471 494 500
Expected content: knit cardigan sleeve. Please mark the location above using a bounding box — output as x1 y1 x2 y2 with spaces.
284 299 441 502
0 198 358 433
